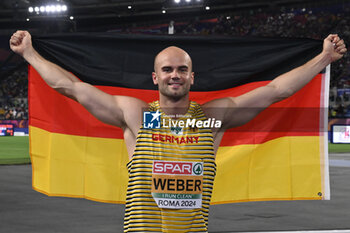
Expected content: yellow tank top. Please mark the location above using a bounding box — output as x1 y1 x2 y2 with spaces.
124 101 216 232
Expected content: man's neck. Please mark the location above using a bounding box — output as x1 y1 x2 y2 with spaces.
159 95 190 117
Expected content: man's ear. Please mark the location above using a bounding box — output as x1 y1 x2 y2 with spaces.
191 72 194 85
152 72 158 85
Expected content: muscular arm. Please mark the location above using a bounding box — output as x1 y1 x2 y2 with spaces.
204 34 347 130
10 30 147 129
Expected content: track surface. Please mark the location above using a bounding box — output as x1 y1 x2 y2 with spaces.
1 153 350 233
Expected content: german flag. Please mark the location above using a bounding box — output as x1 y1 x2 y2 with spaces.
29 33 329 204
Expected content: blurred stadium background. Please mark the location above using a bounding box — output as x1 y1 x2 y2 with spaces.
1 1 350 233
1 0 350 163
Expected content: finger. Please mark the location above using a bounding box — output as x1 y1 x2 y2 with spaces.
10 36 21 45
336 49 345 54
336 39 344 47
14 30 26 38
15 30 25 36
12 35 23 43
10 40 18 46
17 31 26 37
19 31 26 37
326 34 339 47
336 48 344 54
339 48 347 54
325 34 337 42
11 34 21 40
10 37 19 44
335 43 345 49
324 35 333 42
333 36 340 43
336 48 347 55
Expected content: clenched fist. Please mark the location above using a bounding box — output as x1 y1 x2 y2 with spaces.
323 34 347 63
9 30 33 57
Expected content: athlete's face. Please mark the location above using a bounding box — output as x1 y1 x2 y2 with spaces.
152 47 194 101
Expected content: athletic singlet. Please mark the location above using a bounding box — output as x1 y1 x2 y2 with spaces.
124 101 216 232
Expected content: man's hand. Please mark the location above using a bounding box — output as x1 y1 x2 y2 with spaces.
323 34 347 63
9 30 33 57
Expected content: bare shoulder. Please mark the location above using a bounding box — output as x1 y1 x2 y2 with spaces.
115 95 148 133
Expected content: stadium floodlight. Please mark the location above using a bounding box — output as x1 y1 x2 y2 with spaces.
56 5 62 12
205 6 210 10
26 18 30 21
174 0 181 3
28 3 68 15
128 5 132 9
28 4 68 15
69 16 74 20
185 0 191 2
162 10 166 13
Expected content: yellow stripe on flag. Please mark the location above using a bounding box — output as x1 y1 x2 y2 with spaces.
30 126 325 204
30 126 129 203
212 136 324 204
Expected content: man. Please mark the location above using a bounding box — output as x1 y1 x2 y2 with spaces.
10 31 346 232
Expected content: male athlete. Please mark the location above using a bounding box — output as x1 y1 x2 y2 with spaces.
10 30 346 232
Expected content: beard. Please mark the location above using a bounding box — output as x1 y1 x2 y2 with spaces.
159 83 191 101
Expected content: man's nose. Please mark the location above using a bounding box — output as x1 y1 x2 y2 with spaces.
170 70 180 79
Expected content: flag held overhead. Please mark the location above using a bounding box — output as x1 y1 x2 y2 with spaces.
28 33 329 204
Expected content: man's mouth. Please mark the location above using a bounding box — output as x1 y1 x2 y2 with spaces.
168 83 182 88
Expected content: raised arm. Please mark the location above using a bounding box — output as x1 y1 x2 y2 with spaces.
204 34 347 129
10 30 147 130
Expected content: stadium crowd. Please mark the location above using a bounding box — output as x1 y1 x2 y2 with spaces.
0 4 349 119
0 68 28 120
124 5 350 117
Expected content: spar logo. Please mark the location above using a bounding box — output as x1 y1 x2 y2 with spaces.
153 161 192 175
153 161 203 176
193 163 203 175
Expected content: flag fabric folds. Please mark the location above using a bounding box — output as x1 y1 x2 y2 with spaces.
29 33 329 204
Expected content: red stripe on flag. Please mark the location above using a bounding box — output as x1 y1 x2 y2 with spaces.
29 66 322 145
